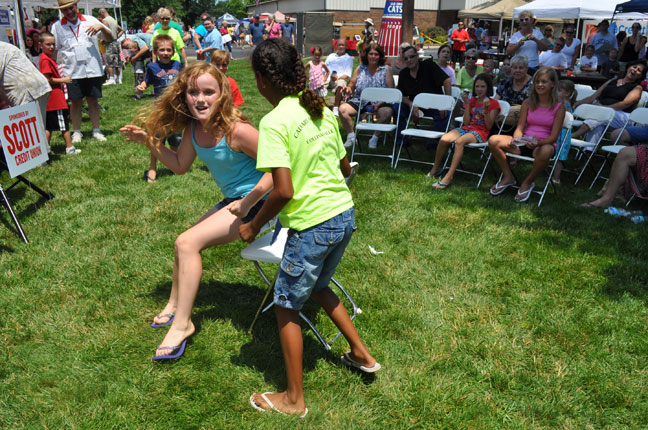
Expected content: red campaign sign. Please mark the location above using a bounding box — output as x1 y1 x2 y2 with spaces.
0 101 49 178
377 0 403 57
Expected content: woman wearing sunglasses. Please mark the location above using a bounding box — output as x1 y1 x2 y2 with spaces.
456 48 483 91
560 24 581 70
619 23 646 71
506 10 549 70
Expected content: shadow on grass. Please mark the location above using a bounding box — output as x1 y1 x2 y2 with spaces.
148 278 369 386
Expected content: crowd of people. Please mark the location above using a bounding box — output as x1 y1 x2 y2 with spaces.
3 2 648 418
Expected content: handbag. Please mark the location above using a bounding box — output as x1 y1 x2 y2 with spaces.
497 104 521 133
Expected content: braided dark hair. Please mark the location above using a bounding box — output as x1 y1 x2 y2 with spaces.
252 38 325 120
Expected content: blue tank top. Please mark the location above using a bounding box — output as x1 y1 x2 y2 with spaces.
191 121 263 199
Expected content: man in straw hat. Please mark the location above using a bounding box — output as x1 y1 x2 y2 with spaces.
51 0 113 144
363 18 375 45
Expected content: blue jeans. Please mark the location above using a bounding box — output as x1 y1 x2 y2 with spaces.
274 207 355 310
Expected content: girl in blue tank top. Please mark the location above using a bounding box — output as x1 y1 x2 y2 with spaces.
121 62 272 361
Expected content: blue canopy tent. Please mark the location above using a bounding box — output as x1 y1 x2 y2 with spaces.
614 0 648 15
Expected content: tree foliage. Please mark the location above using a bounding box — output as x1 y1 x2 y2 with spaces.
118 0 251 30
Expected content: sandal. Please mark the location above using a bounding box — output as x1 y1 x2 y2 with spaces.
515 183 536 203
490 179 516 196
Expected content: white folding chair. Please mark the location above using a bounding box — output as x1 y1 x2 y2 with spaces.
393 93 456 168
639 91 648 108
350 88 402 167
575 87 596 102
569 104 615 184
241 163 362 351
446 100 511 185
572 87 598 128
484 112 574 206
574 83 593 93
590 107 648 189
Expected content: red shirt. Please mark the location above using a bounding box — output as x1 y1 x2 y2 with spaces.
227 76 244 107
463 97 500 141
38 53 68 111
451 29 469 52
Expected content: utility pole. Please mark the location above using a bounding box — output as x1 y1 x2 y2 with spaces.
401 0 414 45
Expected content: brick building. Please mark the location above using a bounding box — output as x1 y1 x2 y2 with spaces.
247 0 490 33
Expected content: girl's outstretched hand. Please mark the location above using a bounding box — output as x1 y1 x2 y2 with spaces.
120 125 150 146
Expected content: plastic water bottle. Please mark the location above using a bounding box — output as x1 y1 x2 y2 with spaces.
631 215 646 224
575 63 581 74
604 206 631 217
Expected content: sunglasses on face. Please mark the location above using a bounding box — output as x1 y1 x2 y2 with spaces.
565 31 574 34
466 56 477 60
520 18 531 22
404 54 418 60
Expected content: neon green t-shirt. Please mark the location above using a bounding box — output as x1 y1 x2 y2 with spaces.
257 96 353 231
456 65 484 91
152 27 185 62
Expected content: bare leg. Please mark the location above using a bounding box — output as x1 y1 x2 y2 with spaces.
429 130 460 176
154 206 244 356
372 106 393 138
571 123 591 140
251 307 307 416
339 103 357 134
488 135 518 188
552 161 564 181
312 287 376 367
86 97 101 130
106 65 114 79
441 132 478 184
70 99 83 131
583 146 637 207
62 131 73 148
516 144 554 192
148 151 157 182
334 86 344 107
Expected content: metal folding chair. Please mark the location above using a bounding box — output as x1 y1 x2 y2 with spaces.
569 104 615 184
241 163 362 351
485 112 574 206
590 107 648 189
444 100 511 185
393 93 456 168
572 87 598 128
350 88 402 167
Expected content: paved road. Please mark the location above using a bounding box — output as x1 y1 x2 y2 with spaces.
186 43 440 61
185 43 253 61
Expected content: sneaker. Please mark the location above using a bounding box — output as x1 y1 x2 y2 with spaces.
344 133 356 149
46 143 52 154
92 131 107 142
103 78 116 86
368 135 379 149
72 131 83 144
66 146 81 155
332 106 339 117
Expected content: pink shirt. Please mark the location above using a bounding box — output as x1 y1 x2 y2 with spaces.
525 102 561 140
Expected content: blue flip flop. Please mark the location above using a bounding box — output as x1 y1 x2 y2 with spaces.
151 313 175 328
432 181 452 190
152 338 188 361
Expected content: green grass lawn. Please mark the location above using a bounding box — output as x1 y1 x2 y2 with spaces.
1 59 647 429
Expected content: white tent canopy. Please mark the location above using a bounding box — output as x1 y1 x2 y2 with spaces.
513 0 648 20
